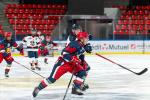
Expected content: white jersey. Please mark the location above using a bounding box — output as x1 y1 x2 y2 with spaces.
39 35 45 42
23 35 40 51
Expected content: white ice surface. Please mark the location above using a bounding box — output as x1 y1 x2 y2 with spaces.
0 55 150 100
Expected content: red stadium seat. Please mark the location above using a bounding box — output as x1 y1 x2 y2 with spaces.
139 25 144 30
127 10 133 15
131 15 137 20
113 30 118 34
118 20 123 25
134 10 139 15
127 25 132 30
123 20 129 25
121 25 127 30
114 5 150 35
137 15 143 19
22 4 27 9
5 3 67 36
115 25 121 30
145 20 150 24
132 25 138 30
130 30 136 35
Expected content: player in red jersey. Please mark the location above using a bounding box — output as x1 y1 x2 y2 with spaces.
32 32 92 97
0 32 23 77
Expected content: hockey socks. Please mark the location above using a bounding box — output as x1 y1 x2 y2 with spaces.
38 79 48 90
44 58 48 64
30 59 41 70
33 79 48 97
5 65 11 77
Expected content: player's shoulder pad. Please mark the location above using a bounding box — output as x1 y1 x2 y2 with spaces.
69 41 80 48
69 34 76 41
0 39 5 44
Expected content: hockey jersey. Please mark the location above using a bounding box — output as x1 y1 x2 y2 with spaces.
62 40 85 62
66 33 76 46
23 35 40 51
0 39 18 53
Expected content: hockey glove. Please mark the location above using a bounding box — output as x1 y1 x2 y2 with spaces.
71 56 81 65
16 44 24 55
88 34 93 40
2 52 9 57
84 43 92 53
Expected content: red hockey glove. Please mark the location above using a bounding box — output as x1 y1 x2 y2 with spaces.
71 56 81 65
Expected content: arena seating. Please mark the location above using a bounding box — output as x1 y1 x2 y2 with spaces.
0 25 4 35
4 4 67 35
113 5 150 35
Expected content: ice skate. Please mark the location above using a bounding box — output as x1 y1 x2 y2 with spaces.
32 87 40 97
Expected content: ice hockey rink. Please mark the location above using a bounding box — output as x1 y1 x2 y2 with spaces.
0 54 150 100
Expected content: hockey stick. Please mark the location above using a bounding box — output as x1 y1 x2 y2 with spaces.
95 53 148 75
14 60 45 78
63 73 74 100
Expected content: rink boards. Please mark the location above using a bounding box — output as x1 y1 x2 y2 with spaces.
12 40 150 57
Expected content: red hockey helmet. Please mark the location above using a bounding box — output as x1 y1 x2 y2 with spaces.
77 32 88 40
4 32 12 37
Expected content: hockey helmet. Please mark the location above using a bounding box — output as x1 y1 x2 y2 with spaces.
4 32 12 37
77 32 88 40
31 28 37 32
31 28 37 34
37 31 41 36
72 24 81 30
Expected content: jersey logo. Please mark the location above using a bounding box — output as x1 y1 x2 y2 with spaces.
6 48 11 53
7 43 10 47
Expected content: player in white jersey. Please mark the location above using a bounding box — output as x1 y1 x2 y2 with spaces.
66 24 93 46
23 29 41 70
37 31 45 42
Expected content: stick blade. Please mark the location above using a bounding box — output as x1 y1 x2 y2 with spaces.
137 68 148 75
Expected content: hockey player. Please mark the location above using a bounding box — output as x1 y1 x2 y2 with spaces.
67 24 92 44
32 32 92 97
66 24 92 91
39 34 57 64
66 24 82 46
0 32 23 77
37 31 45 42
23 29 41 70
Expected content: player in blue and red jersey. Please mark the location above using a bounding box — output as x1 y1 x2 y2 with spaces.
32 32 92 97
66 24 82 46
66 24 92 91
0 32 23 77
